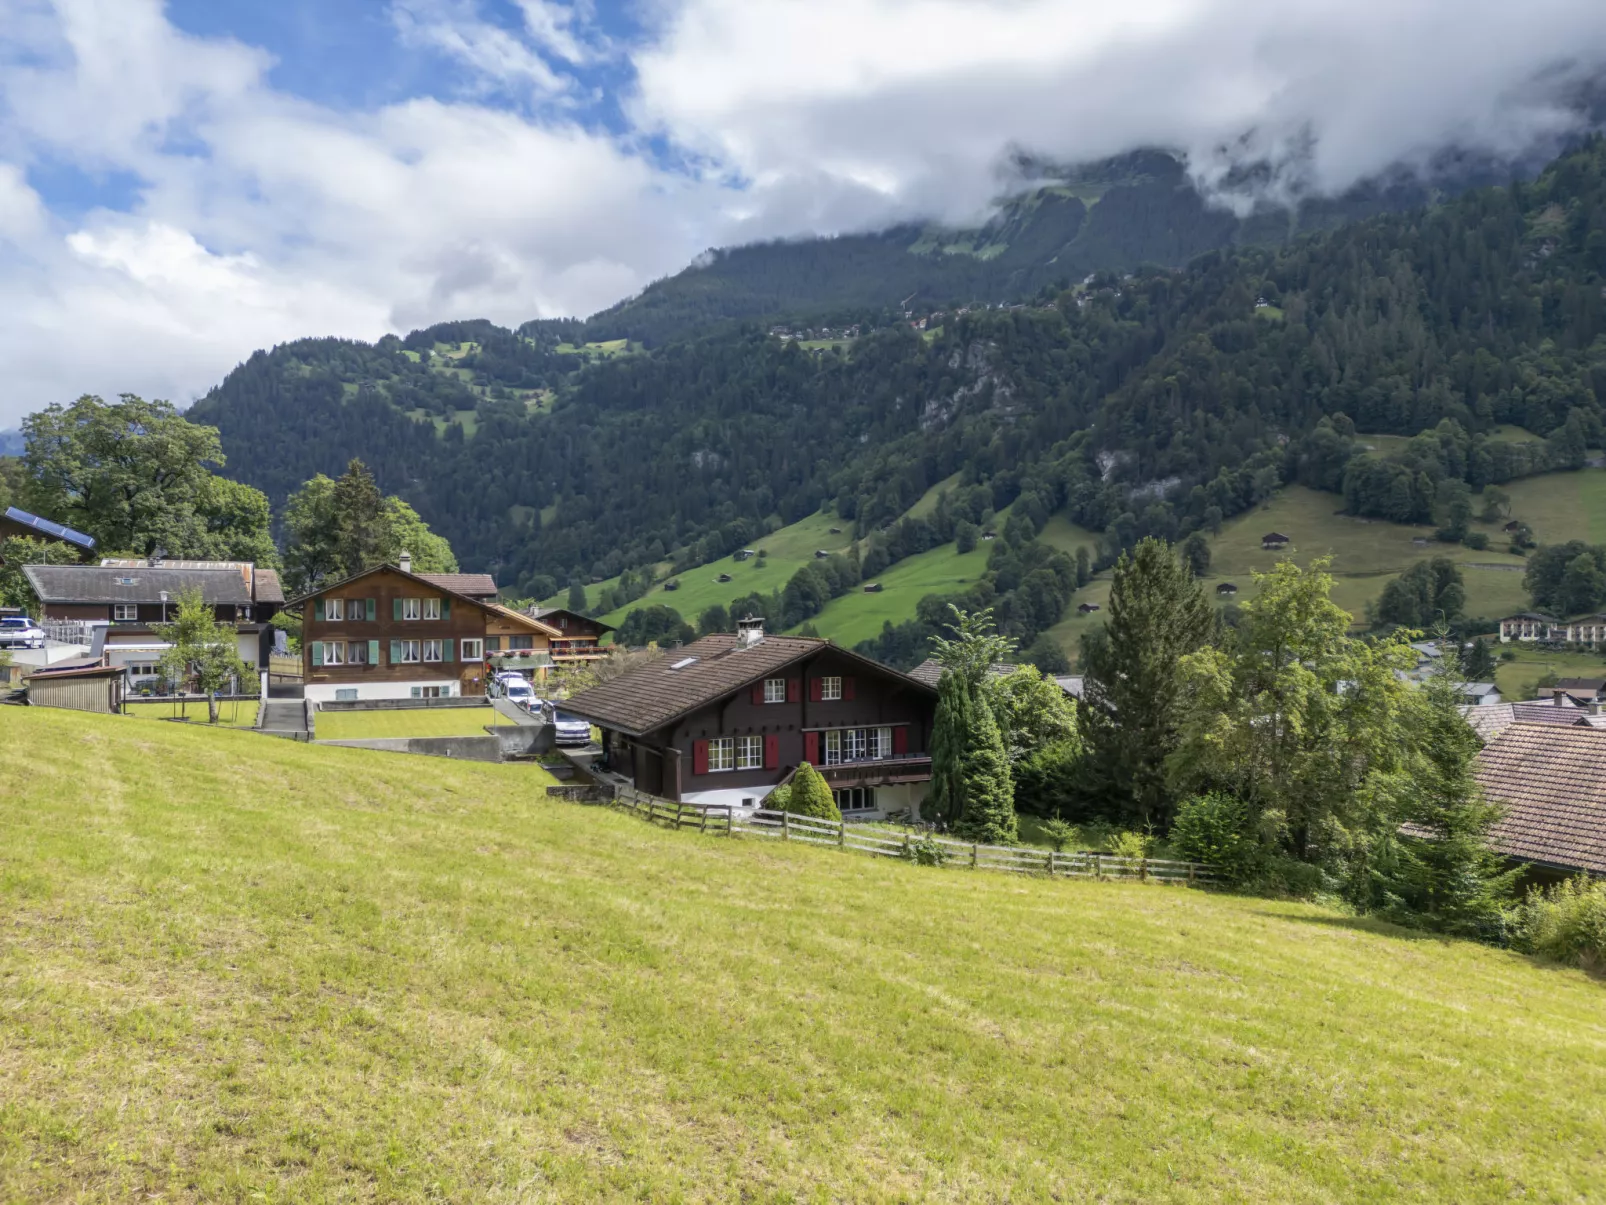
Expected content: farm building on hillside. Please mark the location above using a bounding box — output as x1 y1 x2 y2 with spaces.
1261 532 1290 550
1216 582 1238 596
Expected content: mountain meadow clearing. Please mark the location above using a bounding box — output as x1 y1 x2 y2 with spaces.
2 707 1604 1201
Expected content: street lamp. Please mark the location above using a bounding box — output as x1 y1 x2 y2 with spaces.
159 591 169 624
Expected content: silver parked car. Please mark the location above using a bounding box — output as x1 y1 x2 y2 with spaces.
0 615 45 650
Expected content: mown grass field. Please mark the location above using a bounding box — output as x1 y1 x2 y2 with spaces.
122 699 259 728
3 708 1605 1201
807 540 992 647
313 706 511 741
1492 645 1606 701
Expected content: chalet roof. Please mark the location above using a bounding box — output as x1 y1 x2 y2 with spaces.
22 563 254 606
420 573 498 598
1262 532 1290 541
285 562 500 613
253 568 284 604
487 603 560 636
1502 611 1557 622
529 606 616 634
564 634 933 737
1476 723 1606 874
907 659 1019 688
25 662 123 681
1553 677 1606 691
1460 703 1516 742
2 506 96 550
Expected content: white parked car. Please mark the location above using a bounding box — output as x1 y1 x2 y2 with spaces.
0 615 45 650
548 705 593 746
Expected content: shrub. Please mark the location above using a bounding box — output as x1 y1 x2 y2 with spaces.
780 763 841 822
1170 792 1264 885
1040 816 1076 852
900 832 950 866
1463 532 1490 551
1515 876 1606 972
765 784 791 812
1012 738 1083 817
1109 830 1152 862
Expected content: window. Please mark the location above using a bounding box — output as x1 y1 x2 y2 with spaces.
113 604 137 621
823 729 842 765
510 635 534 651
820 675 842 701
423 639 443 662
239 605 252 621
869 726 893 759
708 737 736 772
335 689 358 702
737 735 764 770
326 598 345 622
323 641 345 666
411 685 446 699
844 728 868 761
485 637 502 652
397 640 421 664
461 638 483 661
402 598 421 621
423 598 441 621
764 678 786 704
348 641 368 665
834 787 877 813
556 616 567 629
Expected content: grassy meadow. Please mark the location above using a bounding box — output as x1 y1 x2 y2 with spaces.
2 708 1605 1200
313 706 511 741
1492 644 1606 701
122 699 260 728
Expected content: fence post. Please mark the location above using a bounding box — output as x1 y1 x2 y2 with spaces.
727 807 734 835
1093 853 1102 880
1188 862 1196 885
700 807 708 834
971 843 978 869
782 811 790 842
675 804 683 832
1048 849 1056 876
838 818 846 848
1139 857 1148 883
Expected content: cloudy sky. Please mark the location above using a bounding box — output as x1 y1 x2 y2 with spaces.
1 0 1604 428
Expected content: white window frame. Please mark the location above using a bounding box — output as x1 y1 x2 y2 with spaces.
820 675 843 701
870 726 893 760
326 598 345 622
736 735 764 770
113 604 138 621
460 638 483 661
423 639 443 663
844 728 868 761
398 640 421 664
323 641 346 666
708 737 736 772
423 598 441 621
823 730 842 765
763 677 786 704
348 641 368 665
402 598 421 621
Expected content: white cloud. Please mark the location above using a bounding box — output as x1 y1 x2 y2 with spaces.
0 0 1604 426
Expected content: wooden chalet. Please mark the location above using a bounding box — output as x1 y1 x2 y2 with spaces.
527 607 613 661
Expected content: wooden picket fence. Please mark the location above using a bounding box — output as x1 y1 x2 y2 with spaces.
598 785 1215 885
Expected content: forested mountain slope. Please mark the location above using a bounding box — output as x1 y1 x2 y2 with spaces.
191 140 1606 617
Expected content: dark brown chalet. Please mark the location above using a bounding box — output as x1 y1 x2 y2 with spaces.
527 607 613 661
562 620 937 818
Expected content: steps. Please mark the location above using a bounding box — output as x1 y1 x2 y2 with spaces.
259 700 310 741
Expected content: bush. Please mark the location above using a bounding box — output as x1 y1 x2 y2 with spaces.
779 763 841 822
1040 816 1075 852
1515 876 1606 972
1012 738 1083 817
1109 830 1152 862
900 832 950 866
1463 532 1490 551
765 784 791 812
1170 792 1264 885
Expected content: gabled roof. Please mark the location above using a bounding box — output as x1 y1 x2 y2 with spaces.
23 563 254 605
3 506 96 550
420 573 498 598
488 603 560 636
529 606 616 634
1501 611 1557 622
907 659 1019 688
563 634 934 737
1477 723 1606 874
253 568 284 604
285 562 501 613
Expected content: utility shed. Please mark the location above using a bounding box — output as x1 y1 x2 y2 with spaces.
26 663 125 714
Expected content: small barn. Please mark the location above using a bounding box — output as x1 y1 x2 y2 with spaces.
25 663 125 714
1216 582 1238 595
1261 532 1290 550
863 583 883 593
662 579 680 592
716 573 732 583
1077 602 1101 614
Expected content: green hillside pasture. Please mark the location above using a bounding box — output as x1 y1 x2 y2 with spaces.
906 471 964 518
1501 468 1606 545
1037 511 1103 558
582 510 856 629
806 540 992 647
314 706 515 741
4 708 1605 1201
1493 645 1606 701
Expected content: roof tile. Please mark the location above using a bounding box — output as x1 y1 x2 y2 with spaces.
1476 722 1606 874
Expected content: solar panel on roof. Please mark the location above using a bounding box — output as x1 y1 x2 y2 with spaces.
4 506 95 548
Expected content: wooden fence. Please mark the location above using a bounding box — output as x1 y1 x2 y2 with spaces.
590 785 1215 885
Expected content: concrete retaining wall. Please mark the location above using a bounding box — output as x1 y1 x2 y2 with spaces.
318 736 503 762
316 697 489 713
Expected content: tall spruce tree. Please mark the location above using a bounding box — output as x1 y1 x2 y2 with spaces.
1078 537 1215 827
928 671 973 827
953 694 1017 845
331 460 396 573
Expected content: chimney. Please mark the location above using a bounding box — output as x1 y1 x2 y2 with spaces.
399 550 412 574
736 616 764 649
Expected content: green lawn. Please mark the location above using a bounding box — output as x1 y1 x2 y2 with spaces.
1501 467 1606 545
122 699 259 728
1493 645 1606 701
3 708 1605 1200
314 706 509 741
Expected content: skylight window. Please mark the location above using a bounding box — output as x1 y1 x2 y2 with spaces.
670 657 698 670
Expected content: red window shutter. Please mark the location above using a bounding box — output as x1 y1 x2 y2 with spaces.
893 726 908 755
804 732 820 764
752 682 765 705
842 676 856 701
764 734 779 769
787 677 801 703
809 677 823 702
693 740 709 775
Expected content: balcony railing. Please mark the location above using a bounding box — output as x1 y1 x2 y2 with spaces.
820 754 933 786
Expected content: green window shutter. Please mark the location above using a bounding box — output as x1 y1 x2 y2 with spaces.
442 598 451 619
366 598 376 622
310 641 323 667
443 640 455 663
368 639 379 665
314 599 324 622
390 640 403 664
393 598 403 621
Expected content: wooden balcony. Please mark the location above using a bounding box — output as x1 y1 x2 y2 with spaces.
819 755 932 788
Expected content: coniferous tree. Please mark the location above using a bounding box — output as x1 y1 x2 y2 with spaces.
1461 636 1495 682
954 696 1017 845
331 460 395 573
781 762 841 822
927 671 973 827
1078 538 1215 827
567 581 588 612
